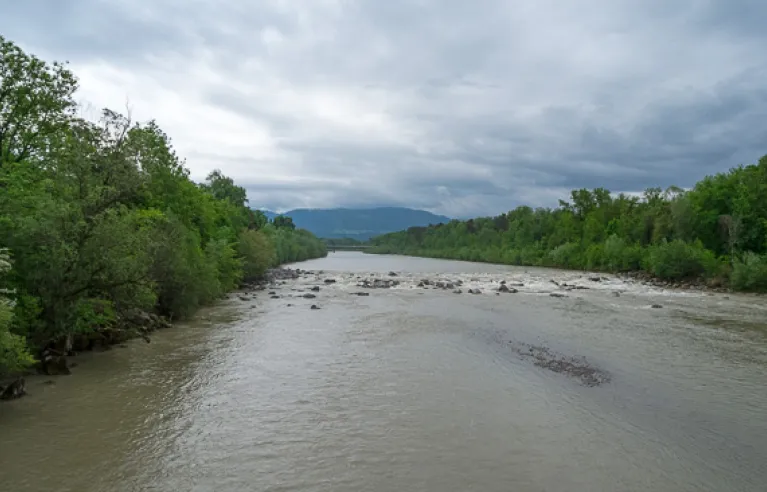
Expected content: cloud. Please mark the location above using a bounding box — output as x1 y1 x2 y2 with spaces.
2 0 767 217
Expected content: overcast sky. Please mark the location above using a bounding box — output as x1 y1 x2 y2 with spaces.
2 1 766 217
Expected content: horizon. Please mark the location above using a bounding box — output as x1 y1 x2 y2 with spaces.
2 1 765 217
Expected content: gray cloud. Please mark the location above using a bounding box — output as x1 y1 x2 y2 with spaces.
2 0 767 218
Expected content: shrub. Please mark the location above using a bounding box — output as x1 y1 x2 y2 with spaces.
730 252 767 292
644 239 719 280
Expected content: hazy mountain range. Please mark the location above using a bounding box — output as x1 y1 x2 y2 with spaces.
259 207 451 240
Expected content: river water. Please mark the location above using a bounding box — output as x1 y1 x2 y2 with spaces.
1 252 766 492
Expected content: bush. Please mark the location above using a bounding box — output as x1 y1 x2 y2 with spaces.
644 239 719 280
602 235 643 271
548 242 581 268
730 252 767 292
0 249 34 375
238 230 277 281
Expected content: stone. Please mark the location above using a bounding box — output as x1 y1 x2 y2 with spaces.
0 378 26 400
42 354 71 376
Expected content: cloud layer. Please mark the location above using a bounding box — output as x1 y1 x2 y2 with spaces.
3 0 766 217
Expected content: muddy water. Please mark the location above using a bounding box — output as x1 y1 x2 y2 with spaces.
1 252 766 492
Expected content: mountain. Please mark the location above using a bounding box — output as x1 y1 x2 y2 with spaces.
258 207 451 240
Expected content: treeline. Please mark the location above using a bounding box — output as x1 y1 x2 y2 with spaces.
0 37 326 376
323 237 367 247
370 157 767 292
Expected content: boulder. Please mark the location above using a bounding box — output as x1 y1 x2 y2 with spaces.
388 271 398 277
453 289 462 294
42 354 71 376
324 279 337 284
351 292 370 296
498 284 510 293
549 292 566 298
0 378 26 400
303 293 317 299
310 286 320 292
651 304 663 309
310 304 320 310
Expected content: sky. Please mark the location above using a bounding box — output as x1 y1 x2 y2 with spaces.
2 0 766 218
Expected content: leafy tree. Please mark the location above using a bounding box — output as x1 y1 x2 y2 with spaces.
0 35 78 165
272 215 296 230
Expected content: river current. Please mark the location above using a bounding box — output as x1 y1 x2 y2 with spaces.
1 252 765 491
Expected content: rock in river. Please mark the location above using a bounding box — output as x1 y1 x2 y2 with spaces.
0 378 26 400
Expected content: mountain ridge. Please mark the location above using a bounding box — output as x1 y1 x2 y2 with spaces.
256 206 451 240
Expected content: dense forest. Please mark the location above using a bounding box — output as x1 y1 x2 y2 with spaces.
0 37 326 378
370 160 767 293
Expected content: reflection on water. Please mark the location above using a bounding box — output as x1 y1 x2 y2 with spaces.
1 252 765 492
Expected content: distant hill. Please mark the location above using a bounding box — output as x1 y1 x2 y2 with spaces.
258 207 451 240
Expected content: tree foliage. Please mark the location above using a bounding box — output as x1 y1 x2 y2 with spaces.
370 160 767 292
0 36 326 375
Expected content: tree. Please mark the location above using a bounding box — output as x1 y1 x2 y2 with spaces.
272 215 296 230
0 35 78 165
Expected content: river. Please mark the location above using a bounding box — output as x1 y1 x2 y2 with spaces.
1 252 766 491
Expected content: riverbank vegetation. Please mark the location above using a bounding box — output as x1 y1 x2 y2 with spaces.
370 159 767 293
0 36 326 378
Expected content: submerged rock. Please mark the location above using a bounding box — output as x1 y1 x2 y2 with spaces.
42 353 71 376
549 292 566 298
0 378 26 400
651 304 663 309
359 278 399 289
303 293 316 299
310 286 320 292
